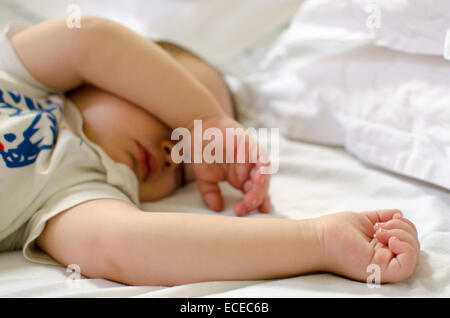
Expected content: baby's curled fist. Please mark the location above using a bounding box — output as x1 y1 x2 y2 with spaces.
188 115 271 216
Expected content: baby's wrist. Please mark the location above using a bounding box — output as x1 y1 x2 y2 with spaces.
309 217 329 272
292 218 328 274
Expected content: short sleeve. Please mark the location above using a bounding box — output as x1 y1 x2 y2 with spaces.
0 23 59 97
21 181 134 266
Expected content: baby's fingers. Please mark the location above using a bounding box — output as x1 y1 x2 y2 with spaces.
235 165 270 216
386 236 418 282
364 209 403 224
197 179 224 212
236 163 251 185
239 182 270 214
234 187 264 216
374 218 418 240
376 229 420 283
258 196 271 213
376 228 420 259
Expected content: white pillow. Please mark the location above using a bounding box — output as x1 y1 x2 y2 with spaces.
229 2 450 190
12 0 305 62
263 0 450 60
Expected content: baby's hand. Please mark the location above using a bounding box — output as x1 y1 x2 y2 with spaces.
190 115 271 216
316 209 420 283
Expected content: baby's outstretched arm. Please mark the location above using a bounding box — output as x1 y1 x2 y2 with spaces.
37 199 322 286
37 200 419 286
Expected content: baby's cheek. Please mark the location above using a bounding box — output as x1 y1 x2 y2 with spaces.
106 147 134 173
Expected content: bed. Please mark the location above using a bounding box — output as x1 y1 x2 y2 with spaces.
0 0 449 298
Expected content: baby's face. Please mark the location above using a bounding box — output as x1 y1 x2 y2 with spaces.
69 85 188 202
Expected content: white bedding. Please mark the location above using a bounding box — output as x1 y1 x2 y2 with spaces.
0 0 449 298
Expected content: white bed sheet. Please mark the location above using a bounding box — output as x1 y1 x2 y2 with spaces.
0 0 449 298
1 136 449 297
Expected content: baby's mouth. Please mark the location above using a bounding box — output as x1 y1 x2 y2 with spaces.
137 142 158 182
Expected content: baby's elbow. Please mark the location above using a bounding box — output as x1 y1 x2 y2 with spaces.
68 15 122 72
69 15 114 44
74 15 114 31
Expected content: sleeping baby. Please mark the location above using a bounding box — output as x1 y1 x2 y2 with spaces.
0 16 419 286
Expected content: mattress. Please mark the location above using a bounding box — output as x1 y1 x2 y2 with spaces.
0 0 449 298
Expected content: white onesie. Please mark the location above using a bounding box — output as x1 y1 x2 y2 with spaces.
0 24 140 265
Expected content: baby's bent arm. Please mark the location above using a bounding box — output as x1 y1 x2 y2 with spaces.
10 16 271 216
36 199 323 286
10 16 225 130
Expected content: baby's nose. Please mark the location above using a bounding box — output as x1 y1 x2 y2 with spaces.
160 140 177 169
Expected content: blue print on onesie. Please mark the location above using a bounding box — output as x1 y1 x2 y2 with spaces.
0 88 61 168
